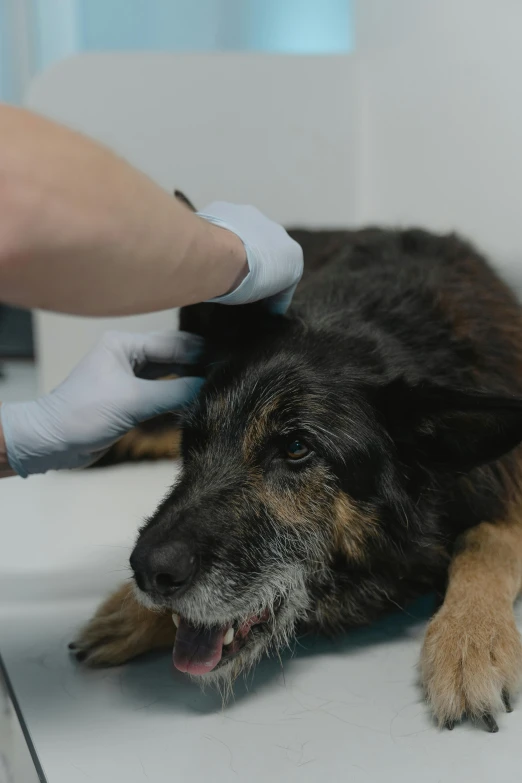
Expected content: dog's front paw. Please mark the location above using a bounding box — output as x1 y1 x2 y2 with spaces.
69 583 175 666
420 601 522 730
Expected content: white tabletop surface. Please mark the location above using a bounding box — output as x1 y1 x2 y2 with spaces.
1 464 522 783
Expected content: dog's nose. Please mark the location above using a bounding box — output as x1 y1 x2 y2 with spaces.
131 540 197 595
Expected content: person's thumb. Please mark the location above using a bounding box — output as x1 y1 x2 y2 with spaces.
134 376 204 420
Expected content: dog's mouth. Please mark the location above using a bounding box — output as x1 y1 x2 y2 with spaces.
171 608 271 675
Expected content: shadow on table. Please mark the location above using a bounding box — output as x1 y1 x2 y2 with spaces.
116 593 437 716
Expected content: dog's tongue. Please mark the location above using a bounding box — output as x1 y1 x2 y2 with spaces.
173 618 226 675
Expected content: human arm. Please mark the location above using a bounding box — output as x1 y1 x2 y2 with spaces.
0 105 302 316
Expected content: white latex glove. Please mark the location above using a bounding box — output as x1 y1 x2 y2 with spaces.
0 330 204 477
197 202 303 314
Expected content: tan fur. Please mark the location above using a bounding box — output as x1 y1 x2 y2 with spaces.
252 473 377 564
72 583 174 666
256 465 332 527
242 397 282 459
332 491 379 563
109 428 182 462
420 518 522 724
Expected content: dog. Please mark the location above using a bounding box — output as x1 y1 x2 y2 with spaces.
71 200 522 732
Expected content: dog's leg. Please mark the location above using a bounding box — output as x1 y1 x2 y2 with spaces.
94 425 181 466
420 520 522 729
105 427 181 464
70 583 175 666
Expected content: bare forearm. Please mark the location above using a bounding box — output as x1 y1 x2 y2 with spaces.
0 105 247 316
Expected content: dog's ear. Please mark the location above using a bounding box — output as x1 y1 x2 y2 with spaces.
378 379 522 472
174 190 197 212
179 301 291 378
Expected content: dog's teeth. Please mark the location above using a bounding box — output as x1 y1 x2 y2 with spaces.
172 613 180 628
223 627 234 646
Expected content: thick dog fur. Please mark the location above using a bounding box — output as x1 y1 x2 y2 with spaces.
73 217 522 730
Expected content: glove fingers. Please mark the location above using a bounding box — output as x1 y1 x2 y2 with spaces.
133 376 204 420
140 331 204 364
79 447 111 469
62 448 111 471
107 329 203 367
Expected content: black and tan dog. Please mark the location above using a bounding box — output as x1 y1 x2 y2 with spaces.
71 203 522 732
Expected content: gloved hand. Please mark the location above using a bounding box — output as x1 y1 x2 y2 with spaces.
0 330 204 478
197 202 303 314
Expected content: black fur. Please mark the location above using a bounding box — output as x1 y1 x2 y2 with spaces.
129 227 522 678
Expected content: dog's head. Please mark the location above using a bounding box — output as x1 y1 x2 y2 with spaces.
130 303 522 686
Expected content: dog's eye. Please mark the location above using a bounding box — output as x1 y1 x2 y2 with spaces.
285 439 310 461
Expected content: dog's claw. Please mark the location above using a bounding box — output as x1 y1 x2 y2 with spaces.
68 642 77 650
75 650 87 663
443 720 455 731
482 713 499 733
502 690 513 713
